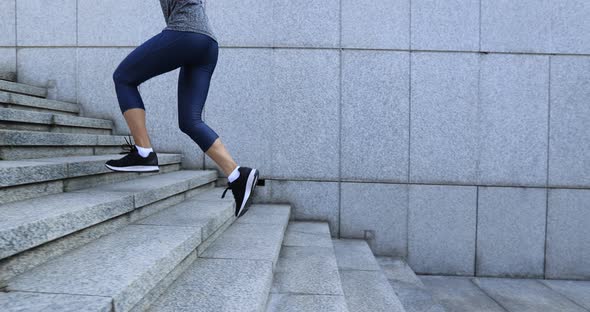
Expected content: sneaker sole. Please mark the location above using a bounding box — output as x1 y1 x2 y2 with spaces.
237 169 258 218
104 164 160 172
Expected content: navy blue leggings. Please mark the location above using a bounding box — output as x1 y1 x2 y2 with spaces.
113 29 219 152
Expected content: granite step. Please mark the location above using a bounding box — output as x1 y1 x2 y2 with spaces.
333 240 406 312
542 280 590 310
266 222 349 312
0 130 137 159
0 72 16 82
0 90 80 115
0 170 217 283
1 153 182 204
422 276 590 312
0 107 113 134
2 187 236 312
420 276 506 312
148 204 291 312
378 257 447 312
0 80 47 98
0 292 112 312
472 277 588 312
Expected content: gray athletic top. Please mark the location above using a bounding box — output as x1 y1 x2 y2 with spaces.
159 0 217 42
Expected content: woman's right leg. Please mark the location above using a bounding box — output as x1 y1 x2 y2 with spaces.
175 34 258 218
113 30 188 148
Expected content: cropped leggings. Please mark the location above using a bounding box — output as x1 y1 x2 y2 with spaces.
113 29 219 152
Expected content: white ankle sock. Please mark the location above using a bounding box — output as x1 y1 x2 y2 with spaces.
228 166 240 183
135 145 153 158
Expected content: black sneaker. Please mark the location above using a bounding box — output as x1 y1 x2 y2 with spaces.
105 136 159 172
221 167 259 217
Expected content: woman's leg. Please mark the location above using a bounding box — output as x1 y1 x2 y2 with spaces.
177 34 258 217
205 139 238 176
178 52 258 218
177 59 238 177
113 30 188 148
123 109 150 147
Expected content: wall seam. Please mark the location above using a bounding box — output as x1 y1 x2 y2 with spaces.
474 186 480 276
405 183 410 259
478 0 482 51
407 0 413 184
75 0 79 111
75 0 78 46
476 52 483 188
268 0 276 203
337 0 343 238
543 56 552 279
406 0 413 260
14 0 18 76
259 177 589 190
474 47 483 277
2 45 590 57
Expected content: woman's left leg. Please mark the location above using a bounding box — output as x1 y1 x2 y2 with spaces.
113 30 190 149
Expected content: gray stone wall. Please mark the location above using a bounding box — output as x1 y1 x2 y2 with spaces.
1 0 588 279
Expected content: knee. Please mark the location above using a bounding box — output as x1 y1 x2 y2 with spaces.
179 120 199 135
112 68 123 85
179 116 206 135
112 66 131 86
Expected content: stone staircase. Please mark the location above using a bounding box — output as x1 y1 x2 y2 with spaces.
0 73 444 312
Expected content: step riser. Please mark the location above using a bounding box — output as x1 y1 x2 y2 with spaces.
0 182 215 285
1 103 78 116
0 122 110 135
129 249 198 312
0 72 16 82
0 163 181 205
0 130 138 159
0 146 125 160
0 107 114 134
0 80 47 98
1 155 182 189
1 99 78 116
196 213 237 256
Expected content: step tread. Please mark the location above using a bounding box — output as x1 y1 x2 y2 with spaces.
135 187 235 241
333 239 406 312
148 204 291 312
378 257 447 312
0 170 216 259
267 222 348 312
0 129 136 146
542 280 590 311
472 277 587 312
0 107 113 129
0 153 183 187
0 80 47 98
0 91 79 114
5 187 234 312
200 204 291 265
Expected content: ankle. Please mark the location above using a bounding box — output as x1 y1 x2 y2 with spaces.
135 144 154 158
227 166 240 183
